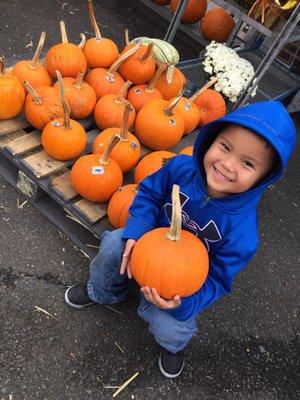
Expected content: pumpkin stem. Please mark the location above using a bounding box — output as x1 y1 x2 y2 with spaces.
140 43 153 63
23 81 42 104
166 64 175 84
78 33 86 49
188 77 218 103
60 21 68 43
107 43 141 77
0 56 6 75
55 70 71 129
73 69 85 89
146 63 166 91
166 184 181 242
99 134 120 165
124 29 130 46
115 80 132 103
119 101 132 140
87 0 102 40
164 84 185 116
30 31 46 68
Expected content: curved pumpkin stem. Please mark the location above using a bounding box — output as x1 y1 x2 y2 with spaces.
166 184 181 242
73 69 85 89
60 21 68 43
147 63 166 91
140 43 154 63
87 0 102 40
23 81 42 104
166 64 175 84
115 80 132 103
107 43 141 77
78 33 86 49
99 135 120 165
188 77 218 103
30 31 46 69
164 84 185 116
124 29 130 46
0 56 6 75
56 70 71 129
119 101 132 140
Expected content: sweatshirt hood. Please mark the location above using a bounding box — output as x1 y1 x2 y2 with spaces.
193 100 297 212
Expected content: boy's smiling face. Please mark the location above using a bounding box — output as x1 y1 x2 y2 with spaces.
203 125 275 198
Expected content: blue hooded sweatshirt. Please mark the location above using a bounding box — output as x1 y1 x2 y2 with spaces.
122 101 296 321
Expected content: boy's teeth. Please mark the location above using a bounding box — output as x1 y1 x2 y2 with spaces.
215 167 230 181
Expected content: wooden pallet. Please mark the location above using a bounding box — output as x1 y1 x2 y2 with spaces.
0 114 197 257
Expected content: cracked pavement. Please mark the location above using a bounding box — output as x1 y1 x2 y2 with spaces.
0 1 299 399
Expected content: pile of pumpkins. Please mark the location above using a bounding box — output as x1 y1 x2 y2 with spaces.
0 0 226 230
152 0 236 43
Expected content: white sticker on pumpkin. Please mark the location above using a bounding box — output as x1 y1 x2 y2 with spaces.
51 120 61 127
131 141 138 150
92 166 104 175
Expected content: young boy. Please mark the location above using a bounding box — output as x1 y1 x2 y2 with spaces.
64 100 296 378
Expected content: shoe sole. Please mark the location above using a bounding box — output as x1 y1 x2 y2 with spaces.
64 286 94 310
158 353 184 379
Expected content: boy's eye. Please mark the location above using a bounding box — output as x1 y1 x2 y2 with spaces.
220 142 230 151
244 160 255 169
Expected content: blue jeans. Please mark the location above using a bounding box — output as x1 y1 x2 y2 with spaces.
87 228 197 353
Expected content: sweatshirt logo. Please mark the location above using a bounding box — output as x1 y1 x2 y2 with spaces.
164 191 222 251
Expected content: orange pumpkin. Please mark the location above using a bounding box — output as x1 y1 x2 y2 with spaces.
131 184 209 299
170 0 207 23
154 66 186 100
118 43 156 84
173 78 218 134
71 135 123 202
127 64 165 112
193 88 226 127
179 146 193 156
0 56 25 120
12 32 51 91
53 69 96 119
134 150 176 183
46 21 87 78
93 101 141 173
41 71 87 160
173 97 201 134
83 0 119 68
85 44 140 100
24 82 63 130
108 183 138 228
94 81 136 130
200 7 236 43
135 91 185 150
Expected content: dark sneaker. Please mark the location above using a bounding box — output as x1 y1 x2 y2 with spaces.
64 283 95 309
158 348 185 378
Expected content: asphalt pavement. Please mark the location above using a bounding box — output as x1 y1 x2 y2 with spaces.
0 1 299 399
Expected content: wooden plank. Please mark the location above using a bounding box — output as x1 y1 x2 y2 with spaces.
73 199 108 224
0 129 28 149
5 131 41 156
21 150 69 178
51 171 77 201
0 115 29 136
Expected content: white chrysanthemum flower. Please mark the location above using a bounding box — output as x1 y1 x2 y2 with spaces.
202 41 256 102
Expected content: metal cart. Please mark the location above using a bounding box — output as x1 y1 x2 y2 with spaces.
139 0 300 108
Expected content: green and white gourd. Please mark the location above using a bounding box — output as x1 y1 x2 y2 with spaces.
130 37 179 84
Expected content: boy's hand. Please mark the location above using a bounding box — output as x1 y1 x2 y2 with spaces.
120 239 136 278
141 287 181 310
